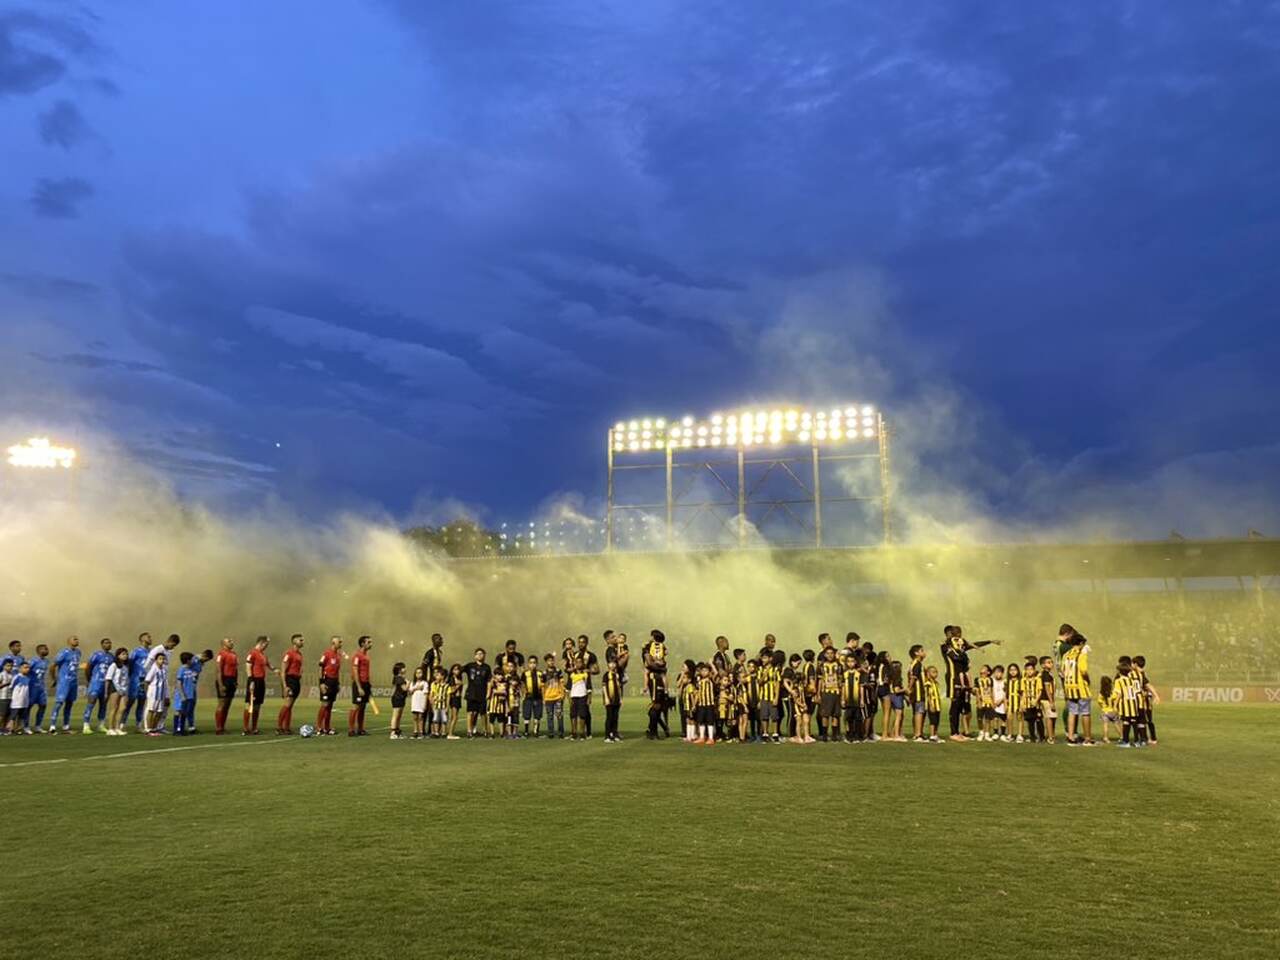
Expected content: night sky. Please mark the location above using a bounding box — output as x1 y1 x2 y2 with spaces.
2 3 1277 536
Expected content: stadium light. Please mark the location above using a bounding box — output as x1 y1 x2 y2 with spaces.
6 437 77 469
609 405 880 453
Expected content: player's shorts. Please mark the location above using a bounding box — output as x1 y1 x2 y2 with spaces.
466 696 484 714
245 677 266 705
220 677 238 701
351 681 371 705
758 702 778 722
318 678 338 703
432 707 448 724
55 681 77 703
29 685 46 705
570 696 590 720
861 691 878 715
1067 698 1090 717
522 698 543 720
819 692 841 717
127 680 143 700
1039 700 1057 719
695 704 717 725
145 693 165 714
87 683 106 701
284 675 301 699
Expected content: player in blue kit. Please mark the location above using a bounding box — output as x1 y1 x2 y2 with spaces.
120 632 153 733
172 652 200 735
81 638 114 735
28 644 50 733
182 649 213 734
0 640 23 673
47 636 81 733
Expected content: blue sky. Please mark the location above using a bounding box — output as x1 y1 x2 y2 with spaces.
2 1 1278 536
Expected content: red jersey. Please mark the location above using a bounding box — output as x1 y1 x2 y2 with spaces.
320 648 342 680
282 647 303 678
216 649 239 678
352 650 371 684
247 648 268 679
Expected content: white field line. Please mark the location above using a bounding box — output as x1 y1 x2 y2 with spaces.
0 724 388 769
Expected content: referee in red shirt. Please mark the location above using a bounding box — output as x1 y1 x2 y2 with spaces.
276 634 304 735
213 637 238 735
348 635 373 736
241 635 276 736
316 636 343 735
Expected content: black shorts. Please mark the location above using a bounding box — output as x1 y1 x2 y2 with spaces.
449 695 462 710
876 684 890 700
466 697 484 714
244 677 266 705
219 678 238 701
284 675 301 698
351 681 372 705
319 678 339 704
819 692 841 718
570 696 590 720
694 704 716 725
391 694 407 709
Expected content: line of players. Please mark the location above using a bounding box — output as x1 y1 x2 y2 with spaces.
654 626 1157 747
0 624 1158 747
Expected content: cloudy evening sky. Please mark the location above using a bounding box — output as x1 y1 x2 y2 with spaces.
2 1 1278 537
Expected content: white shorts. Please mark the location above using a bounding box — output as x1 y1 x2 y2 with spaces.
145 695 166 714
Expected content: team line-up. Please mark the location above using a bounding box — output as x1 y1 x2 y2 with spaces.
0 623 1159 748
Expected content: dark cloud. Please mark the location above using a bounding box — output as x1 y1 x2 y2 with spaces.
0 271 97 301
38 98 90 148
32 352 161 374
0 9 97 96
30 176 94 218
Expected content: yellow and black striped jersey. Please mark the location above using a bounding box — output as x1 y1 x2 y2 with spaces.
602 672 622 706
696 676 716 708
818 660 842 693
923 677 942 713
841 666 860 706
975 675 994 708
1061 644 1090 699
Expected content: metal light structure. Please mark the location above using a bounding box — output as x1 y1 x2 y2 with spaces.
7 437 77 469
605 405 891 551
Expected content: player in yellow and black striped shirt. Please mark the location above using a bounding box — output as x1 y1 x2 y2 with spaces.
691 662 717 744
758 655 782 742
840 650 862 742
816 647 843 741
602 658 624 742
1113 658 1148 747
922 666 943 741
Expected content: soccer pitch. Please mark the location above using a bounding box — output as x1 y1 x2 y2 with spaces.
5 703 1277 959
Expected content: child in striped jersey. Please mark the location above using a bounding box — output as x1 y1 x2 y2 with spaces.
1005 663 1023 742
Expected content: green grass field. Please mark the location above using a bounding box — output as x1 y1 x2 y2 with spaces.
4 702 1278 959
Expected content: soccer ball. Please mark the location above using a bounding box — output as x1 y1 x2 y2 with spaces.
299 724 317 738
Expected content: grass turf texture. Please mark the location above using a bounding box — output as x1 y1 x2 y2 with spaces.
4 703 1277 959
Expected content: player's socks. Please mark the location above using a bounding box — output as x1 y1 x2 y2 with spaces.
243 708 251 733
348 708 357 733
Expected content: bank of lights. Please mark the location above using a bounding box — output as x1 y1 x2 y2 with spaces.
6 437 77 469
611 406 879 452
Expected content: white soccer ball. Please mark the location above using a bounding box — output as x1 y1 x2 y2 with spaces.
299 724 317 738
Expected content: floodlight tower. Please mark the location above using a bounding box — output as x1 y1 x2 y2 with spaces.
605 405 890 552
4 436 80 501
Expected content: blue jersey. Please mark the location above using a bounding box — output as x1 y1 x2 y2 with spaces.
86 650 113 689
28 656 49 701
128 646 151 690
175 666 198 703
53 647 81 695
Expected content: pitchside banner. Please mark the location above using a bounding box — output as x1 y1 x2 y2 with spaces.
1165 685 1280 704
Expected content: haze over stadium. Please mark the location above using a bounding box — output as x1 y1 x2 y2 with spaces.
1 5 1279 959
